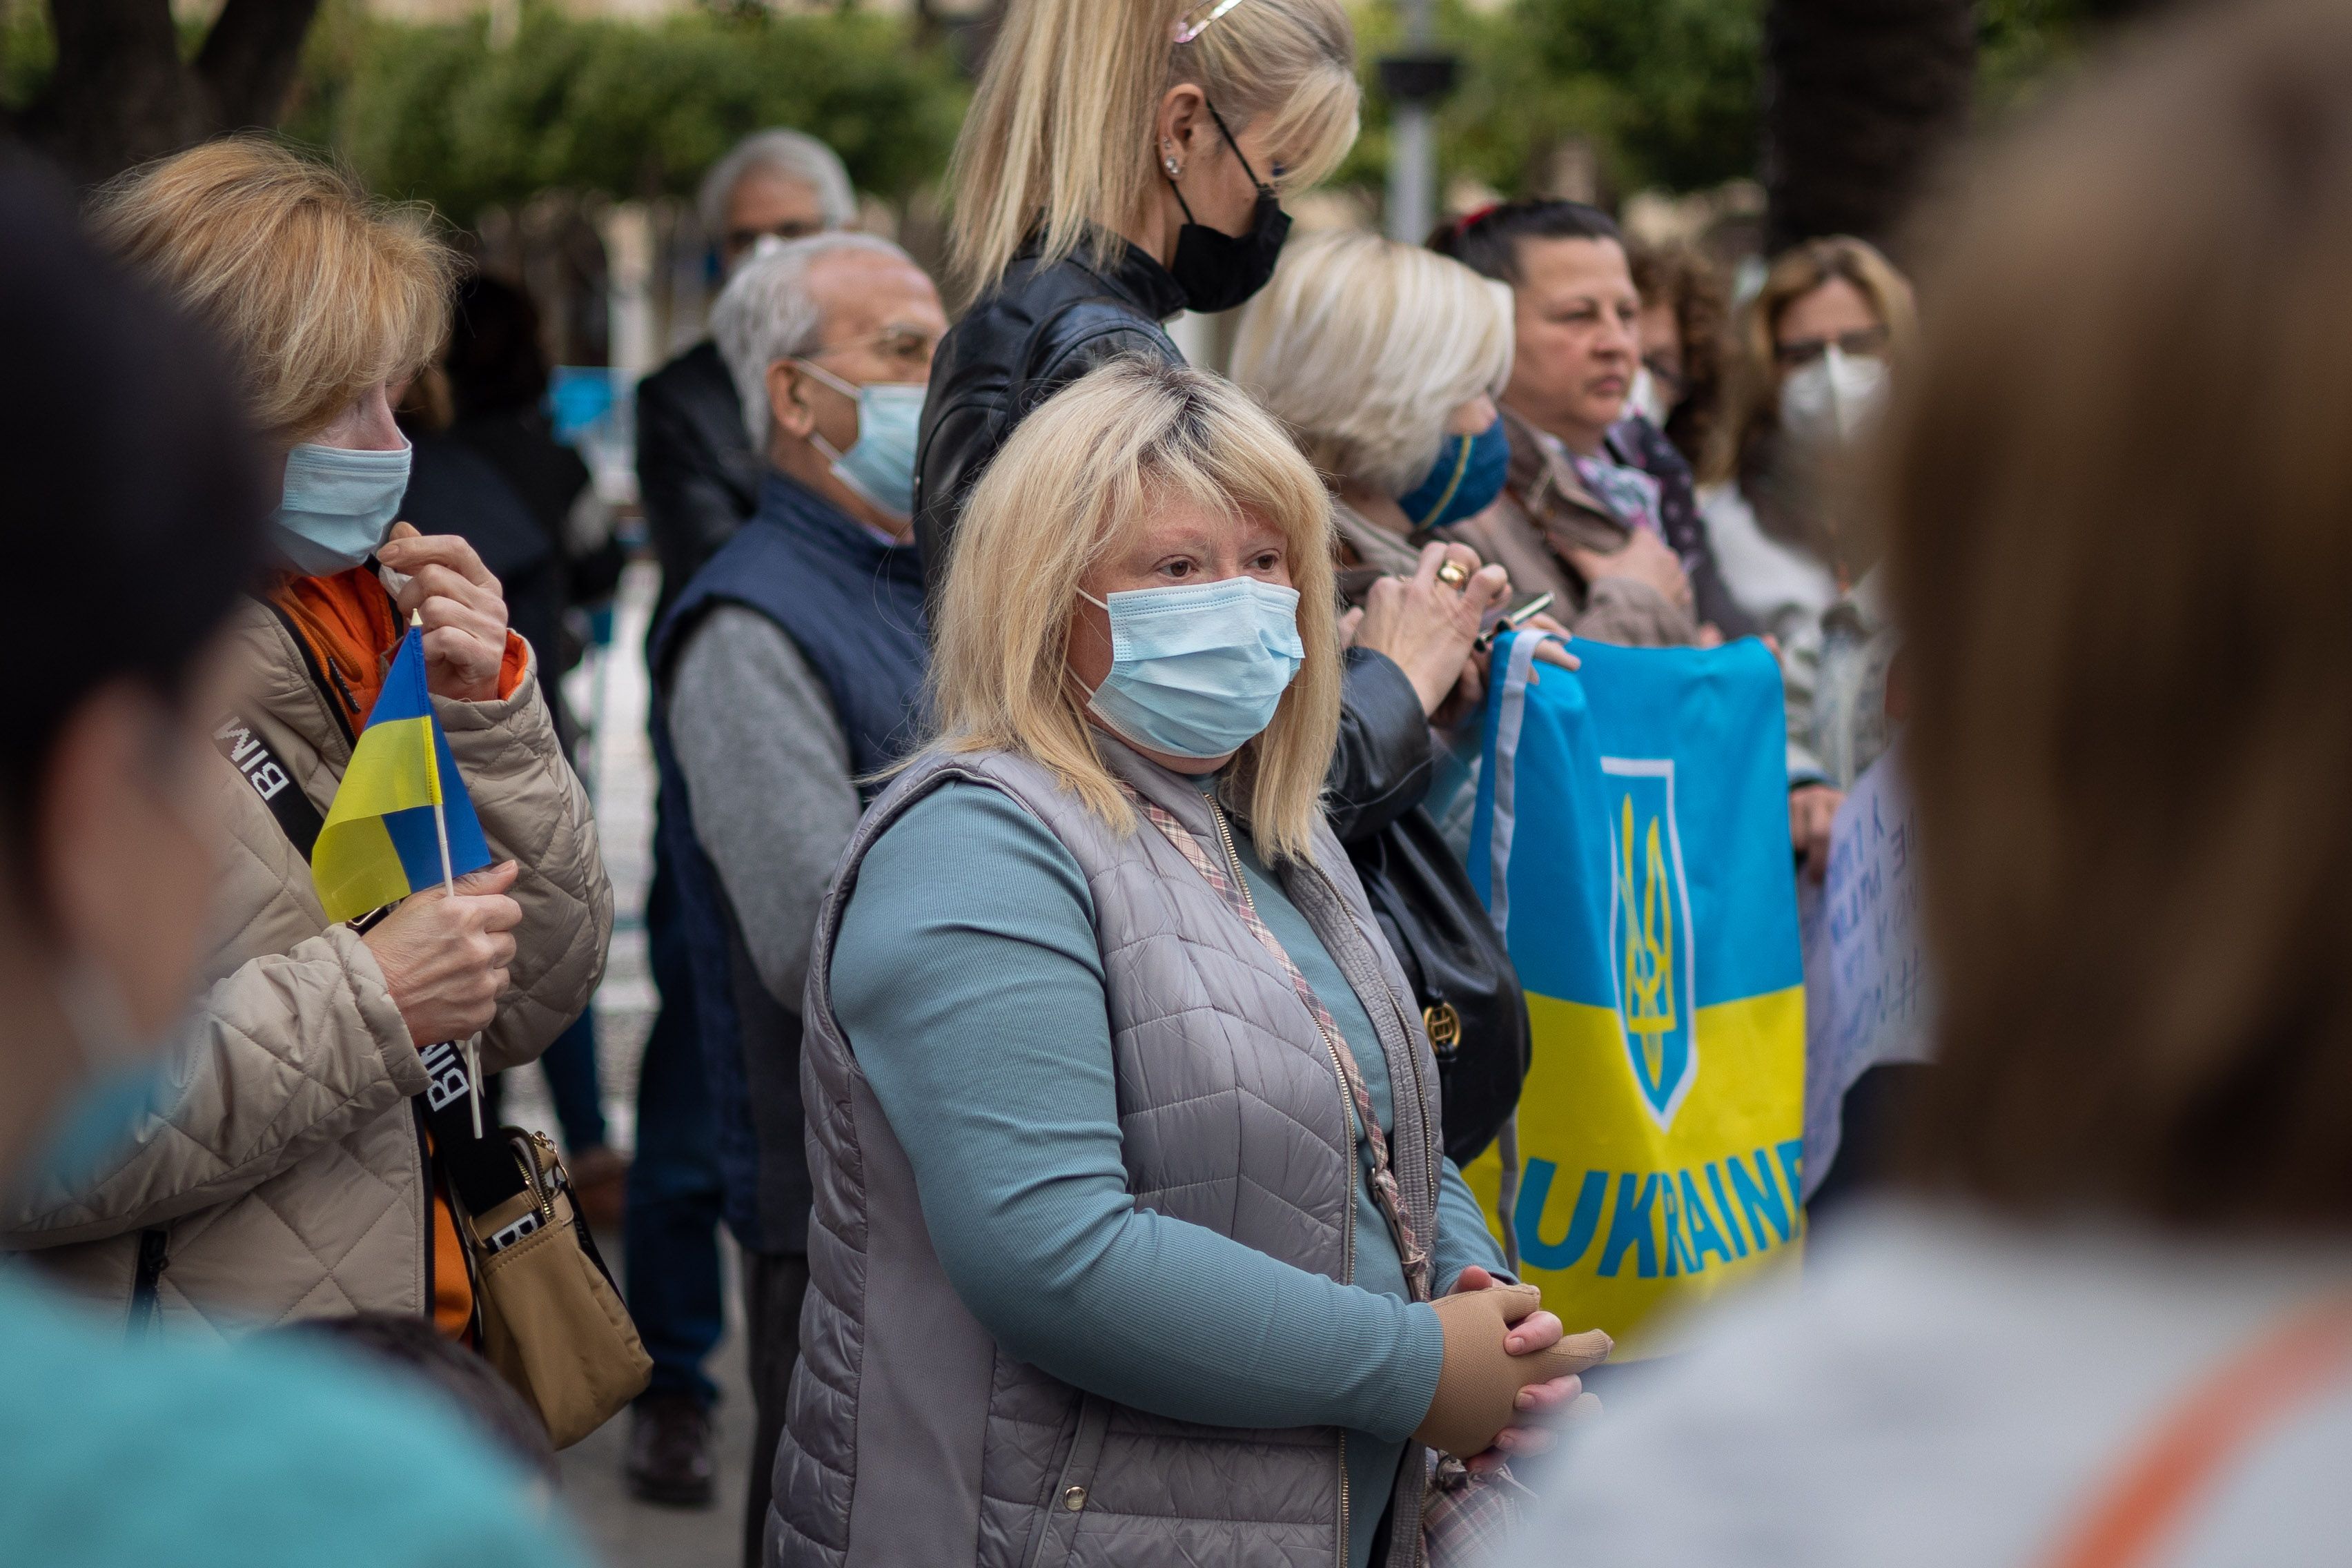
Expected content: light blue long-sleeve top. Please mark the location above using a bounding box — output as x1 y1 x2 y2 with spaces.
0 1271 587 1568
831 778 1509 1567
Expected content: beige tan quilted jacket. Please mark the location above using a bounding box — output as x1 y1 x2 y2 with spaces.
1 594 611 1340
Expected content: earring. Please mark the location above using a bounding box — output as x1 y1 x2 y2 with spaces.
1166 157 1183 177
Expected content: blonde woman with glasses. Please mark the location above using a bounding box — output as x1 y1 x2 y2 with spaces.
770 359 1603 1567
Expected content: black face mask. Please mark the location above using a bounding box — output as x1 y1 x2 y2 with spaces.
1166 102 1293 315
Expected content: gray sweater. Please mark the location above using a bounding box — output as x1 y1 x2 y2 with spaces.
668 604 863 1008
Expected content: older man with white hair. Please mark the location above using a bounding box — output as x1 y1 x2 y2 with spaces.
620 127 855 1517
647 231 944 1565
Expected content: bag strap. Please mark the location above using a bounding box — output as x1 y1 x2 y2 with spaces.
213 716 326 861
219 710 527 1219
2040 1294 2352 1568
1119 781 1433 1302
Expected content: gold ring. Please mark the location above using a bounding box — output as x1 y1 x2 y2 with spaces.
1436 560 1470 588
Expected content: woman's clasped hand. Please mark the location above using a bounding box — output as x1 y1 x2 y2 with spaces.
1424 1266 1611 1469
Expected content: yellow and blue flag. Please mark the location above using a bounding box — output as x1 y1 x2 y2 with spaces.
311 625 493 923
1464 632 1805 1355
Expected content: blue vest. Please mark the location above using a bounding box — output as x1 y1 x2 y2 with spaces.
648 471 929 1252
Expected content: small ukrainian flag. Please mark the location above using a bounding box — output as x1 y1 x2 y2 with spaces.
312 619 493 925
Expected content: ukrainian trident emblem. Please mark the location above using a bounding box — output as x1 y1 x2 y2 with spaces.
1603 758 1698 1126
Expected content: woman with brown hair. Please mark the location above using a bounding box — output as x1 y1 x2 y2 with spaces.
1 140 611 1346
1534 3 2352 1560
1701 237 1917 786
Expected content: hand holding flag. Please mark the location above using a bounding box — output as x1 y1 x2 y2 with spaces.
317 615 504 1129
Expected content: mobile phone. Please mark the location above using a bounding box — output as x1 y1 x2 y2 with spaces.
1474 591 1556 651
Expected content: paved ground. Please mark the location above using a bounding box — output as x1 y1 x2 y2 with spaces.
505 560 757 1567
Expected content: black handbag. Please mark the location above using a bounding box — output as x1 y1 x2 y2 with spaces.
1346 803 1532 1168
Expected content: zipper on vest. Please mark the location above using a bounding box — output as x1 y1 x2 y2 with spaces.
1204 800 1353 1568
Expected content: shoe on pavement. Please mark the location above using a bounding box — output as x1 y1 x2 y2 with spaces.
626 1393 716 1508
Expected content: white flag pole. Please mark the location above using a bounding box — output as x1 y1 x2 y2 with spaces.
413 611 483 1138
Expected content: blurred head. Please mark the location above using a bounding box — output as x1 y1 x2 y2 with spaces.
282 1314 556 1489
0 167 268 1179
1231 229 1513 496
932 358 1340 862
698 128 856 272
89 138 456 458
443 275 549 422
1887 0 2352 1228
1708 235 1917 484
1626 242 1729 463
948 0 1359 295
710 233 945 537
1435 200 1638 456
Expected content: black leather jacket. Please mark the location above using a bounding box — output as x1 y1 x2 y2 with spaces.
636 338 761 617
914 237 1186 590
914 235 1431 839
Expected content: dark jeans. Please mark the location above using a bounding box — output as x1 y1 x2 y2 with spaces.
743 1249 811 1568
540 1008 609 1152
624 841 727 1409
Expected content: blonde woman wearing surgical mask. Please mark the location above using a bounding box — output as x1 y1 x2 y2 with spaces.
773 358 1604 1567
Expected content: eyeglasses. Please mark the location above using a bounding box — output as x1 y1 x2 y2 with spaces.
723 218 826 255
1173 0 1248 44
803 324 939 374
1774 325 1889 369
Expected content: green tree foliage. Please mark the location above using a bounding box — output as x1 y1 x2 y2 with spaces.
1344 0 1762 204
281 3 968 221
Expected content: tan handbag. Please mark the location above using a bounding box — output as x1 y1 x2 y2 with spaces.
457 1127 653 1449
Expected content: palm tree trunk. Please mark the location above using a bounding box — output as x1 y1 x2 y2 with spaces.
1763 0 1976 255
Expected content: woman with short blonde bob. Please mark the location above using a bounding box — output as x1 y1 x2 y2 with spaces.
773 358 1600 1567
1 139 611 1344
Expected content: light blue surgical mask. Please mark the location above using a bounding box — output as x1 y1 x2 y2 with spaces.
1080 577 1305 761
796 361 924 520
273 439 413 575
27 961 175 1194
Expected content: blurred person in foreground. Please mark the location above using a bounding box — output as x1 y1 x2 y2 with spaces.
0 164 585 1568
1232 228 1589 1163
626 124 853 1506
1429 200 1747 648
922 0 1498 857
3 139 611 1344
1701 235 1917 793
1531 4 2352 1560
649 231 943 1565
772 357 1605 1568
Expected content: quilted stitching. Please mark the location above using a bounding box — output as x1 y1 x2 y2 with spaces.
3 605 608 1331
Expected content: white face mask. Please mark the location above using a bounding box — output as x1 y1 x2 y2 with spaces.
1778 346 1888 449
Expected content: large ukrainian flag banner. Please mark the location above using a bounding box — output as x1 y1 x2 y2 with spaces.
311 625 493 923
1464 632 1805 1355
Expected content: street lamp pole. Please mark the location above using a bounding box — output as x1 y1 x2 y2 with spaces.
1380 0 1458 244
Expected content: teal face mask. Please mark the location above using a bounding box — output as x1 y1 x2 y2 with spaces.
1080 576 1306 762
273 440 412 576
795 361 925 520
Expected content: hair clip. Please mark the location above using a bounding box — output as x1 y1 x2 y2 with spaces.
1173 0 1248 45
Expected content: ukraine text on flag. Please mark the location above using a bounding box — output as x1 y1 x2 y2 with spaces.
1464 631 1807 1355
311 625 492 924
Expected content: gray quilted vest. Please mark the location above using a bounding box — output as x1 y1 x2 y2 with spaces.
769 736 1444 1568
